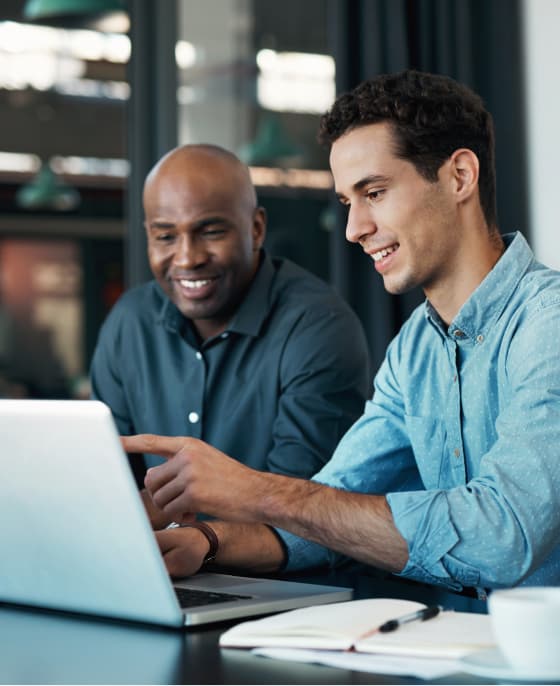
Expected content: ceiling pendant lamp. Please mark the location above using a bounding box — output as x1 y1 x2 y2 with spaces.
15 161 81 212
238 114 304 168
23 0 127 30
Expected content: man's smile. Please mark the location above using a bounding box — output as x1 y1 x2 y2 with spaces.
179 278 217 289
370 243 399 262
361 241 400 274
173 275 220 299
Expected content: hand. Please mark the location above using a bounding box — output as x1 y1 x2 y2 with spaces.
121 434 262 523
140 488 177 530
155 527 210 577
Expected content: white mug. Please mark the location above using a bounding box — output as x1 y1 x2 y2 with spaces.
488 586 560 676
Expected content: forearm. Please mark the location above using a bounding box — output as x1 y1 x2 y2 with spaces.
125 434 409 573
238 472 409 573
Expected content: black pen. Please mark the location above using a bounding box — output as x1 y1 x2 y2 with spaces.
378 604 444 633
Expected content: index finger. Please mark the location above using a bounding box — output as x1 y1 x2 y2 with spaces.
121 433 187 459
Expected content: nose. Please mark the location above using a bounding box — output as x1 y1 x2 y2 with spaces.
345 202 377 245
172 234 207 269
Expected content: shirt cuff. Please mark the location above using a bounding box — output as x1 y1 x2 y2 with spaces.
274 528 331 571
387 489 470 590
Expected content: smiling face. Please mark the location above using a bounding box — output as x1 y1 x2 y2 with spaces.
144 147 265 340
331 122 462 298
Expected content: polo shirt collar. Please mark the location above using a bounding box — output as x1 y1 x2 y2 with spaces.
425 231 534 341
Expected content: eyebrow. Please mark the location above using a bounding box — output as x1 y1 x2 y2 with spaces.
335 174 391 201
147 216 229 231
192 216 228 229
352 174 391 191
148 220 175 231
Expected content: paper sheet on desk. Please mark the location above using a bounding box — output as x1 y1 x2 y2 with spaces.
253 647 461 680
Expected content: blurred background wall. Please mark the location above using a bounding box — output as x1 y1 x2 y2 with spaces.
0 0 554 399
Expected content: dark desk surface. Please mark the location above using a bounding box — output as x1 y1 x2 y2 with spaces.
0 568 492 685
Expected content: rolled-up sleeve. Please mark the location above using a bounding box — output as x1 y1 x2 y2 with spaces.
389 296 560 589
280 290 560 587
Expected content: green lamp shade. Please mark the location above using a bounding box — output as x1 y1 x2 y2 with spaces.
238 114 303 167
16 163 80 212
23 0 126 27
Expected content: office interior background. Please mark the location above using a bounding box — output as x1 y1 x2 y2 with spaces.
0 0 555 401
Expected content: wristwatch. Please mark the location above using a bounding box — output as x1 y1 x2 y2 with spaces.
181 521 219 564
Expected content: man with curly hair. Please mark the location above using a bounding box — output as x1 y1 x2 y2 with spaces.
124 71 560 594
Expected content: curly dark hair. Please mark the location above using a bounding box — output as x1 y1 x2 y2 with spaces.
319 70 497 228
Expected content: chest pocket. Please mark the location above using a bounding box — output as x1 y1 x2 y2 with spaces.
404 415 445 489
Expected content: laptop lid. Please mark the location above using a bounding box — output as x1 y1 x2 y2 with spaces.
0 400 352 627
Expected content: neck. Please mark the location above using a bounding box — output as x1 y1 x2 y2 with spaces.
426 229 505 326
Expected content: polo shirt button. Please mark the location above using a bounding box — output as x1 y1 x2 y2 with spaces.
195 351 202 360
188 412 199 423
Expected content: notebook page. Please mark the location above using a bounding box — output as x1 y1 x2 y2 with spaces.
355 610 495 658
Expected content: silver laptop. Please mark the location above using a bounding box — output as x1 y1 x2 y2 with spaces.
0 399 352 627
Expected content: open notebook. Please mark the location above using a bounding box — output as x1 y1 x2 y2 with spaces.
220 597 495 658
0 399 352 627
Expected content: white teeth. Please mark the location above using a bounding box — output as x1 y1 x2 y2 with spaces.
179 279 212 289
372 245 397 262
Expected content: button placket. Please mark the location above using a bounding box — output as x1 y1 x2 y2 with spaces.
187 347 205 438
446 339 466 481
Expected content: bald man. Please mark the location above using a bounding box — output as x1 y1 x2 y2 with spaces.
90 144 370 499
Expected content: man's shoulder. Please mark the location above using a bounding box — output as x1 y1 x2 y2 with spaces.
102 280 163 326
269 257 355 315
520 260 560 304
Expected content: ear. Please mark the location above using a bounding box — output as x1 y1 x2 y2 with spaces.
448 148 479 203
252 207 267 251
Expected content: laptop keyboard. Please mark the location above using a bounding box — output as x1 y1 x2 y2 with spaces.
174 586 253 608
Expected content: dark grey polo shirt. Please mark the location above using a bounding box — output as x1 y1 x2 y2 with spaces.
90 252 370 478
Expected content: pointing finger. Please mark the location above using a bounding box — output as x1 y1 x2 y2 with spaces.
121 434 189 459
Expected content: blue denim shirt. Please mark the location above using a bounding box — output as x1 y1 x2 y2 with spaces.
278 232 560 591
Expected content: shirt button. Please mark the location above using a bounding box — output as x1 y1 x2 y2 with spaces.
476 334 484 343
454 448 461 458
221 332 229 339
453 329 464 338
453 374 458 383
188 412 199 423
195 351 202 360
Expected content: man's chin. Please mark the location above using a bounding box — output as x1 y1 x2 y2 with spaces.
175 302 216 320
382 275 417 296
173 297 231 327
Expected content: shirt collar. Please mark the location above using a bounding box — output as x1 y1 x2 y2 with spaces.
227 250 274 337
425 231 534 341
157 250 273 338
